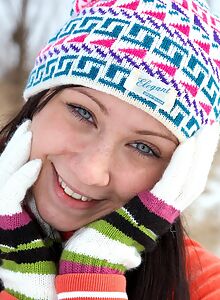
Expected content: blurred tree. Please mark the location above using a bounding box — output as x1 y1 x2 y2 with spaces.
0 0 70 124
11 0 29 85
0 0 30 121
5 0 29 96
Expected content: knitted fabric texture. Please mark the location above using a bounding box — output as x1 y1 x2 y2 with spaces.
24 0 220 142
0 121 60 299
59 195 168 275
0 204 58 299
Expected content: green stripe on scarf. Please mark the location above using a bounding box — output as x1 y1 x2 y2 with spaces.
61 250 126 273
2 259 56 274
117 207 158 241
0 239 52 253
5 288 36 300
88 220 144 252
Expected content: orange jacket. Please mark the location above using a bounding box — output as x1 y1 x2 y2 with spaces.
186 238 220 300
1 238 220 300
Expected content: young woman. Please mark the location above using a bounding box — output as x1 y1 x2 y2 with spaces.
0 0 220 299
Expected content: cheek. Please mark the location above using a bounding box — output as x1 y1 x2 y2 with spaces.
29 113 83 161
145 162 168 189
117 160 168 201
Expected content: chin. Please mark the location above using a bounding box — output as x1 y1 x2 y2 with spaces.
40 213 80 232
44 214 87 232
52 222 83 232
50 223 79 232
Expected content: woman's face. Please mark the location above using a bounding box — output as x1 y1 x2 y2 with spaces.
30 87 178 231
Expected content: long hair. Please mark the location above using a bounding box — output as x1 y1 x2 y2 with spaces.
0 87 190 299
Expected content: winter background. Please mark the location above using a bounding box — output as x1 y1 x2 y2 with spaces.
0 0 220 256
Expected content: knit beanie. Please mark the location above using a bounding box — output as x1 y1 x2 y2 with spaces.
24 0 220 142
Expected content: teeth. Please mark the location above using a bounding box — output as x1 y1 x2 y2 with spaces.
81 196 89 201
61 181 66 189
64 186 73 196
72 192 81 200
58 175 92 201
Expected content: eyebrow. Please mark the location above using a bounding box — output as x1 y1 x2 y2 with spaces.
135 130 179 145
74 88 108 115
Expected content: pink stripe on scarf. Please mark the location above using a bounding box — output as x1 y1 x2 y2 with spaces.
59 261 123 275
0 211 31 230
138 191 180 223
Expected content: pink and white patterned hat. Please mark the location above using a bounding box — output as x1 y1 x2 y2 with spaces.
24 0 220 142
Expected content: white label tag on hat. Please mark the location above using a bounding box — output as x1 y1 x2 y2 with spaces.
124 68 177 111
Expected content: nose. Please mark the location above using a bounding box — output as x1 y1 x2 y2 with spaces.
72 145 111 187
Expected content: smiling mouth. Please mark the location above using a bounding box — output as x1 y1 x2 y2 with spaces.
58 175 93 202
52 162 107 204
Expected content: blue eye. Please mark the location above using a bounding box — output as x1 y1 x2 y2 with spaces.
130 142 160 158
67 103 95 124
75 107 93 121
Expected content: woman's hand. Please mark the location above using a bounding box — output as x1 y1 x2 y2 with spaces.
0 120 59 300
58 123 220 275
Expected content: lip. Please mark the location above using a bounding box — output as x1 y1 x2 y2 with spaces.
51 163 99 209
58 174 91 199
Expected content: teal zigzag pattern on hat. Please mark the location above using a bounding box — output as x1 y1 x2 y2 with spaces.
25 1 220 141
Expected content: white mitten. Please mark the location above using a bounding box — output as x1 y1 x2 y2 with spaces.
0 120 58 300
